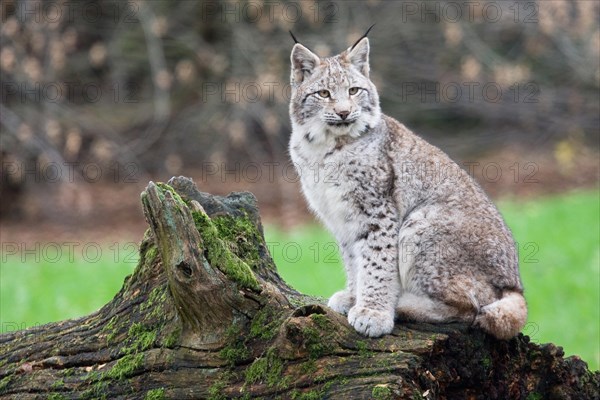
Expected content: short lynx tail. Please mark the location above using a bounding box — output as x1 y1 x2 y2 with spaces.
474 291 527 340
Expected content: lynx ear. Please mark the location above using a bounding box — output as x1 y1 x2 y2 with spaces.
291 43 321 85
346 37 370 78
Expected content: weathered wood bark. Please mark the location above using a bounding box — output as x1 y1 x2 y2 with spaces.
1 176 598 399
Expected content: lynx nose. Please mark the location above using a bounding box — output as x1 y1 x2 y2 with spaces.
336 110 350 120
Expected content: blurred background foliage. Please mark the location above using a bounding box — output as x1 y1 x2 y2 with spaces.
0 0 598 222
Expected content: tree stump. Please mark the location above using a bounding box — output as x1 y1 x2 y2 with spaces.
1 176 598 399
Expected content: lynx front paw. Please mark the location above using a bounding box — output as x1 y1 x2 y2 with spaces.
328 290 355 315
348 306 394 338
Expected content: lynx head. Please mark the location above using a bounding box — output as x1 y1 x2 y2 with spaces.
289 32 381 143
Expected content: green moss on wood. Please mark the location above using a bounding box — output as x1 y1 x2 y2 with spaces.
482 355 492 369
302 324 334 360
0 376 12 392
125 236 160 287
162 325 181 348
249 306 283 340
299 359 317 375
105 353 144 380
81 379 108 400
140 286 170 323
290 389 324 400
219 324 250 365
244 348 286 389
220 345 250 366
145 286 167 308
144 245 159 266
97 323 153 381
50 378 64 389
356 340 371 359
145 388 166 400
102 315 120 344
156 182 185 206
309 314 331 330
220 340 250 366
191 208 260 291
207 371 233 400
123 322 157 354
212 214 261 268
372 384 393 400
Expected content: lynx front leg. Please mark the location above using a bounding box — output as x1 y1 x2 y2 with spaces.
327 240 357 315
348 215 401 337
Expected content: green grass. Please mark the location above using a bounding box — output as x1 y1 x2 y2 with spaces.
499 190 599 370
264 225 345 298
0 243 138 331
1 190 598 370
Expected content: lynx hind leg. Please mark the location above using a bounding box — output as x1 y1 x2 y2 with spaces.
398 291 528 340
475 291 527 340
396 293 475 323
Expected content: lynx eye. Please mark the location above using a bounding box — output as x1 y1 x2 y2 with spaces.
317 89 331 98
349 87 360 95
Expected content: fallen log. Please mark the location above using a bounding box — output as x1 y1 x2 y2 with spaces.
1 176 597 399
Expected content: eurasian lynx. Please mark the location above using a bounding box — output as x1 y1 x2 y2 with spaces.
288 31 527 339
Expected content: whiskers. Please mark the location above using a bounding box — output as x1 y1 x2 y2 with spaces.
323 110 361 126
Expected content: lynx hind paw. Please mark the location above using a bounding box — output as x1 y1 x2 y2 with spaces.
327 290 355 315
348 306 394 338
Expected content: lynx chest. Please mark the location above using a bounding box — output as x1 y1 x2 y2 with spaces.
291 133 391 236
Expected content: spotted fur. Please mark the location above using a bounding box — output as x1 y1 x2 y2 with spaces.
288 37 527 339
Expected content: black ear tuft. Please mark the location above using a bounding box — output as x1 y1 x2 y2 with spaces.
289 30 299 44
288 31 316 54
350 23 376 51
